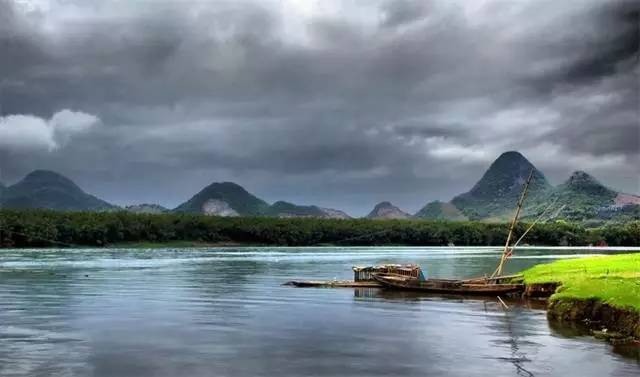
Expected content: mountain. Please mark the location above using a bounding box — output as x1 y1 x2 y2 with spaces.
556 171 616 203
175 182 351 219
544 171 634 221
267 201 351 219
366 201 411 219
1 170 116 211
268 201 324 217
125 203 169 214
414 201 467 221
451 151 552 220
173 182 269 216
448 152 639 223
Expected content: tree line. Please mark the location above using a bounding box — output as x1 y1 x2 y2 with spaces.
0 209 637 248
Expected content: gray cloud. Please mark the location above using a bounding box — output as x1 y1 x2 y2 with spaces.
0 0 637 215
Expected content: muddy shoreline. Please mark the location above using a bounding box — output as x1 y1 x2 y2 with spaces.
525 283 640 344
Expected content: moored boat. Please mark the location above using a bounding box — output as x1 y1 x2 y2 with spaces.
284 264 423 288
372 273 524 295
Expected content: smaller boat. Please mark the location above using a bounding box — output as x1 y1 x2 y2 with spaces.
352 264 424 281
284 264 422 288
372 273 524 296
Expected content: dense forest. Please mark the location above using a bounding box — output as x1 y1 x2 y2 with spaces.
0 210 637 248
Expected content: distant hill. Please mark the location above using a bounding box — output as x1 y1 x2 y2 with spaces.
414 201 467 221
3 155 637 224
267 201 351 219
125 203 169 214
1 170 116 211
539 171 638 221
174 182 351 219
448 152 639 223
451 151 552 220
173 182 270 216
366 201 411 219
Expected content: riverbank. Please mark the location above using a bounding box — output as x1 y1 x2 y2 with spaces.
1 209 639 248
521 253 640 342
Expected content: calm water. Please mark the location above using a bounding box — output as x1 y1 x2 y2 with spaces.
0 247 638 377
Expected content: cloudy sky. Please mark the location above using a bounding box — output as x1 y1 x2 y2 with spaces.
0 0 638 215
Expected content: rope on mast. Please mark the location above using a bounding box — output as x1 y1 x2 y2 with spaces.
511 201 563 249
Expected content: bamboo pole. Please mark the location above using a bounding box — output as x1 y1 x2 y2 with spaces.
491 169 534 278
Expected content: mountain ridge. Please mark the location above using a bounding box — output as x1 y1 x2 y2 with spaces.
3 152 638 224
267 201 351 219
414 201 468 221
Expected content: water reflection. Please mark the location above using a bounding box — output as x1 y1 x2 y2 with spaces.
0 247 638 376
355 288 543 376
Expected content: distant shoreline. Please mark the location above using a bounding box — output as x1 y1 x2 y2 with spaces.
1 209 638 248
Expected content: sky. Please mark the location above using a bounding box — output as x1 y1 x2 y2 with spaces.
0 0 638 216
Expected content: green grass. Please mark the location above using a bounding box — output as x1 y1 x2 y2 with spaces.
522 253 640 311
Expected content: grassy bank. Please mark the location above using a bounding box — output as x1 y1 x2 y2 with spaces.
522 253 640 311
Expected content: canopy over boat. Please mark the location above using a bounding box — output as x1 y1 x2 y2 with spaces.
353 264 424 281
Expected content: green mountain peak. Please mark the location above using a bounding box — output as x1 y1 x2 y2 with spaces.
542 171 618 221
21 169 82 189
451 151 551 219
366 201 411 219
173 181 270 216
1 170 115 211
564 171 613 194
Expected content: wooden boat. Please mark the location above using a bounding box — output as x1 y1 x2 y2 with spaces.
366 168 531 296
286 169 542 298
372 273 524 295
285 264 422 288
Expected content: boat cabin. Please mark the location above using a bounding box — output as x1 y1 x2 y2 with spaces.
352 264 424 282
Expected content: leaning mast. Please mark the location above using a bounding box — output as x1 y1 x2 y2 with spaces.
491 169 534 278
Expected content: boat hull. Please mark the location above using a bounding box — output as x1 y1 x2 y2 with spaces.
372 274 524 295
284 280 382 288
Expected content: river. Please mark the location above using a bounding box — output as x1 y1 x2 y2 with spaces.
0 247 638 376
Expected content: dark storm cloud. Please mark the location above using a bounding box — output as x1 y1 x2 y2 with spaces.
0 0 638 215
518 0 639 95
562 0 638 85
380 0 432 28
